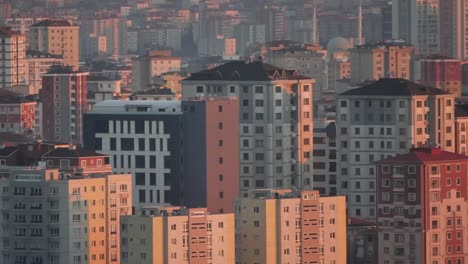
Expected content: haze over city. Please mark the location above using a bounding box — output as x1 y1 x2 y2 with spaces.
0 0 467 263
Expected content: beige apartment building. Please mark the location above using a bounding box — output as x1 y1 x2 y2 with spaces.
121 207 235 264
0 27 26 89
350 41 413 83
235 189 346 264
0 166 132 264
28 19 79 70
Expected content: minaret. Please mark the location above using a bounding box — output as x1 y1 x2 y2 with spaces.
312 0 318 44
357 0 363 45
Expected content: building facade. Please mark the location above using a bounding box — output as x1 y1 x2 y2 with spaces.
182 61 315 197
40 67 88 144
350 41 413 83
26 50 63 94
0 89 36 136
28 20 80 70
0 27 26 89
420 56 462 98
234 189 346 264
337 78 455 220
377 148 468 264
121 207 235 264
312 121 337 195
392 0 440 55
0 160 132 264
440 0 468 60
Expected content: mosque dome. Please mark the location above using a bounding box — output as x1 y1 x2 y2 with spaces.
327 37 353 52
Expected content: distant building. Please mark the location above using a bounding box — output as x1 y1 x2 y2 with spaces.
440 0 468 60
376 147 468 264
0 146 132 264
182 61 315 196
87 75 122 107
312 121 337 195
420 56 462 98
0 27 26 89
0 89 36 136
26 50 63 94
121 207 235 264
347 217 378 264
392 0 440 55
131 50 181 91
29 20 80 70
235 189 346 264
350 41 413 83
129 87 177 101
337 78 456 220
455 104 468 155
40 66 89 144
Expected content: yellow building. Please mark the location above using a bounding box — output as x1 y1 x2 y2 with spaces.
0 166 132 264
28 19 79 70
234 189 346 264
121 207 235 264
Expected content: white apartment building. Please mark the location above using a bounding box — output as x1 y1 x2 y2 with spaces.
182 61 315 196
336 78 455 220
0 27 26 89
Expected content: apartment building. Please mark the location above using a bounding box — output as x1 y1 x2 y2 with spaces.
336 78 455 220
0 27 26 89
234 189 346 264
420 56 462 98
26 50 63 94
182 61 315 196
0 88 36 136
0 150 132 264
377 147 468 264
440 0 468 60
131 50 181 91
28 19 79 69
83 98 239 212
40 66 88 144
455 104 468 155
350 41 413 83
121 207 235 264
392 0 439 56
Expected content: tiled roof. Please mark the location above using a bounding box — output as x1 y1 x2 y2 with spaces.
43 148 107 158
340 78 450 96
31 19 72 27
185 61 309 81
377 148 468 164
0 27 21 37
0 146 18 157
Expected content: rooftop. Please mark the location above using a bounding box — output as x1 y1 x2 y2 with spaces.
340 78 450 97
43 147 107 158
0 88 35 104
0 146 18 157
456 104 468 118
27 50 63 59
0 27 22 37
132 87 175 96
30 19 73 27
354 40 413 49
90 100 182 114
184 61 309 81
377 148 468 164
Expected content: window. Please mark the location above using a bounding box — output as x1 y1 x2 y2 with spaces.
255 86 263 93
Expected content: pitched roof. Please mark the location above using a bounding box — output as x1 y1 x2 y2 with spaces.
43 148 107 158
0 27 21 37
0 146 18 157
340 78 450 96
0 88 35 104
31 19 72 27
184 61 309 81
377 148 468 164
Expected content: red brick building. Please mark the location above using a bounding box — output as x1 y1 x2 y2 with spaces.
421 56 462 97
377 148 468 264
0 88 36 136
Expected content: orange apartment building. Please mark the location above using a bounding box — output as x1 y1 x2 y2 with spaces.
121 207 235 264
234 189 346 264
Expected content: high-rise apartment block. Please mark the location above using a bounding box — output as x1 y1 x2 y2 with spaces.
312 121 337 195
40 66 88 144
83 98 239 213
29 20 80 70
121 207 235 264
392 0 439 55
0 27 26 89
420 56 462 97
234 189 346 264
182 61 314 196
377 148 468 264
350 41 413 83
440 0 468 60
26 50 63 94
337 78 455 220
0 89 36 136
0 146 132 264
